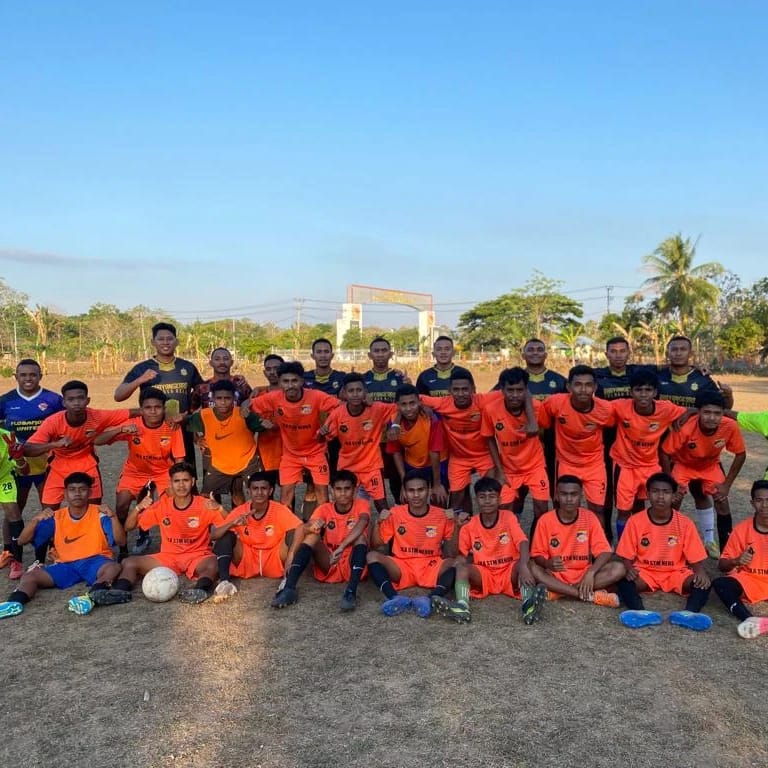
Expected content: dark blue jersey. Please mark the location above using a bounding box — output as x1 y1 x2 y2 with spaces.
363 369 406 403
416 365 455 397
304 369 346 397
656 367 719 408
0 387 64 442
122 357 203 413
527 369 567 401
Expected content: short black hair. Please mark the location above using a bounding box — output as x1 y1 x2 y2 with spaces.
311 338 333 352
152 322 177 338
64 472 94 488
332 469 358 486
342 372 365 388
168 461 196 478
667 335 692 348
139 387 167 405
498 367 529 388
264 354 284 366
434 335 453 346
567 365 595 383
62 380 88 396
450 366 475 386
474 476 501 494
210 347 231 357
277 361 305 378
645 472 676 492
605 336 629 349
556 474 583 487
751 480 768 500
16 358 41 371
695 391 725 409
369 336 391 350
210 379 236 394
395 384 419 400
248 471 276 486
629 370 659 390
523 338 545 349
403 470 430 488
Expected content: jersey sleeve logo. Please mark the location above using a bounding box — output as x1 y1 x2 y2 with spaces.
425 525 437 538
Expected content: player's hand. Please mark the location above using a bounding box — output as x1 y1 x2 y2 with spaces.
431 484 449 507
456 510 471 526
204 492 222 511
34 508 55 522
330 546 344 565
165 415 185 429
260 419 275 431
737 548 754 566
316 425 329 442
672 491 685 509
305 519 324 536
231 513 249 526
98 504 115 518
53 436 73 448
518 562 536 588
1 432 24 460
578 571 596 602
443 508 455 521
195 435 209 451
385 425 401 442
120 423 139 435
713 482 731 503
137 495 154 511
547 556 565 572
137 369 159 385
377 508 391 522
692 570 711 589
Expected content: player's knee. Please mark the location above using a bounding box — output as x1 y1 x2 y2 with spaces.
366 550 383 565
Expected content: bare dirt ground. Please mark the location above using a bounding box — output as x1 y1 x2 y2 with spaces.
2 373 768 768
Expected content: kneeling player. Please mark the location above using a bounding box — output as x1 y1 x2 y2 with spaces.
212 472 304 604
366 471 461 619
529 476 625 612
449 476 538 624
0 473 127 618
615 472 712 631
116 463 229 604
270 470 370 611
713 481 768 639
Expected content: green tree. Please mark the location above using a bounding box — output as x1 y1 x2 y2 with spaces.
717 318 763 361
558 322 584 367
642 234 724 334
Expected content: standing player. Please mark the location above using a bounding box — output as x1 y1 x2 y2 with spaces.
190 347 252 411
448 477 537 624
0 473 127 619
187 380 265 505
114 322 203 472
712 481 768 638
0 359 64 572
367 472 460 618
212 472 304 603
610 370 689 541
662 392 746 556
249 362 341 511
420 368 500 515
416 336 456 397
386 384 448 506
319 373 396 513
539 366 614 526
615 473 712 631
482 367 549 522
269 471 369 611
115 463 229 604
251 354 284 488
529 476 624 609
0 430 29 579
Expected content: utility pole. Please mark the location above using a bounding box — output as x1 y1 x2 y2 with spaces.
294 297 304 356
606 285 614 315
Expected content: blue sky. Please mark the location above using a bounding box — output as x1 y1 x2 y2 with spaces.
1 1 766 330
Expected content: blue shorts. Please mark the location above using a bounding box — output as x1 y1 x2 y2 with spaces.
404 460 449 490
15 472 45 489
44 555 116 589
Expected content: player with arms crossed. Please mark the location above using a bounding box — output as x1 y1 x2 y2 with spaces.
529 476 625 613
0 473 127 619
366 472 461 619
615 472 712 631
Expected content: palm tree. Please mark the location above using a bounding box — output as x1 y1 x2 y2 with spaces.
642 234 724 334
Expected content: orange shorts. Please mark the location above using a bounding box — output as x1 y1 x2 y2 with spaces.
391 556 445 590
499 465 550 505
671 463 724 497
354 470 386 502
733 572 768 604
117 471 171 497
153 549 215 579
470 562 520 599
636 567 692 595
279 453 329 486
230 543 285 579
557 460 606 507
42 464 102 505
448 456 494 491
614 463 659 510
312 548 368 584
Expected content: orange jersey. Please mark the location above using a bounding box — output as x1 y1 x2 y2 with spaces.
198 407 257 475
481 398 545 474
616 509 706 572
458 510 527 570
223 500 301 550
138 495 222 555
610 399 688 468
530 508 611 576
27 407 131 469
540 394 614 464
721 518 768 581
250 389 339 459
310 498 370 550
323 402 396 473
386 412 446 467
421 392 501 462
113 416 185 477
662 416 746 471
379 504 455 560
51 505 114 562
253 388 282 471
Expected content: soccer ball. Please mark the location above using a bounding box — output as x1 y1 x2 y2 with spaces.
141 567 180 602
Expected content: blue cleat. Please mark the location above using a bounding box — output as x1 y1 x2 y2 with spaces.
411 595 432 618
668 610 712 632
67 594 94 616
619 609 663 629
0 600 23 619
381 595 412 616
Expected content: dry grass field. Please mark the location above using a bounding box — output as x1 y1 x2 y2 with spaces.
2 372 768 768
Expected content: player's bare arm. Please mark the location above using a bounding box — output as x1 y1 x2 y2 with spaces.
714 451 747 502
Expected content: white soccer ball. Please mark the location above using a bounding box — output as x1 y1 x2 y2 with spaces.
141 567 180 603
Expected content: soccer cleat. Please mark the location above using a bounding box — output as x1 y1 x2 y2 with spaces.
737 616 768 639
522 584 546 625
411 595 432 618
89 588 132 606
212 580 238 603
9 560 24 580
0 550 13 569
25 560 42 573
591 590 620 608
339 589 357 612
381 595 412 616
705 540 720 560
270 586 298 609
67 594 94 615
0 600 23 619
178 588 210 605
619 610 663 629
131 533 151 556
668 610 712 632
430 595 471 623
